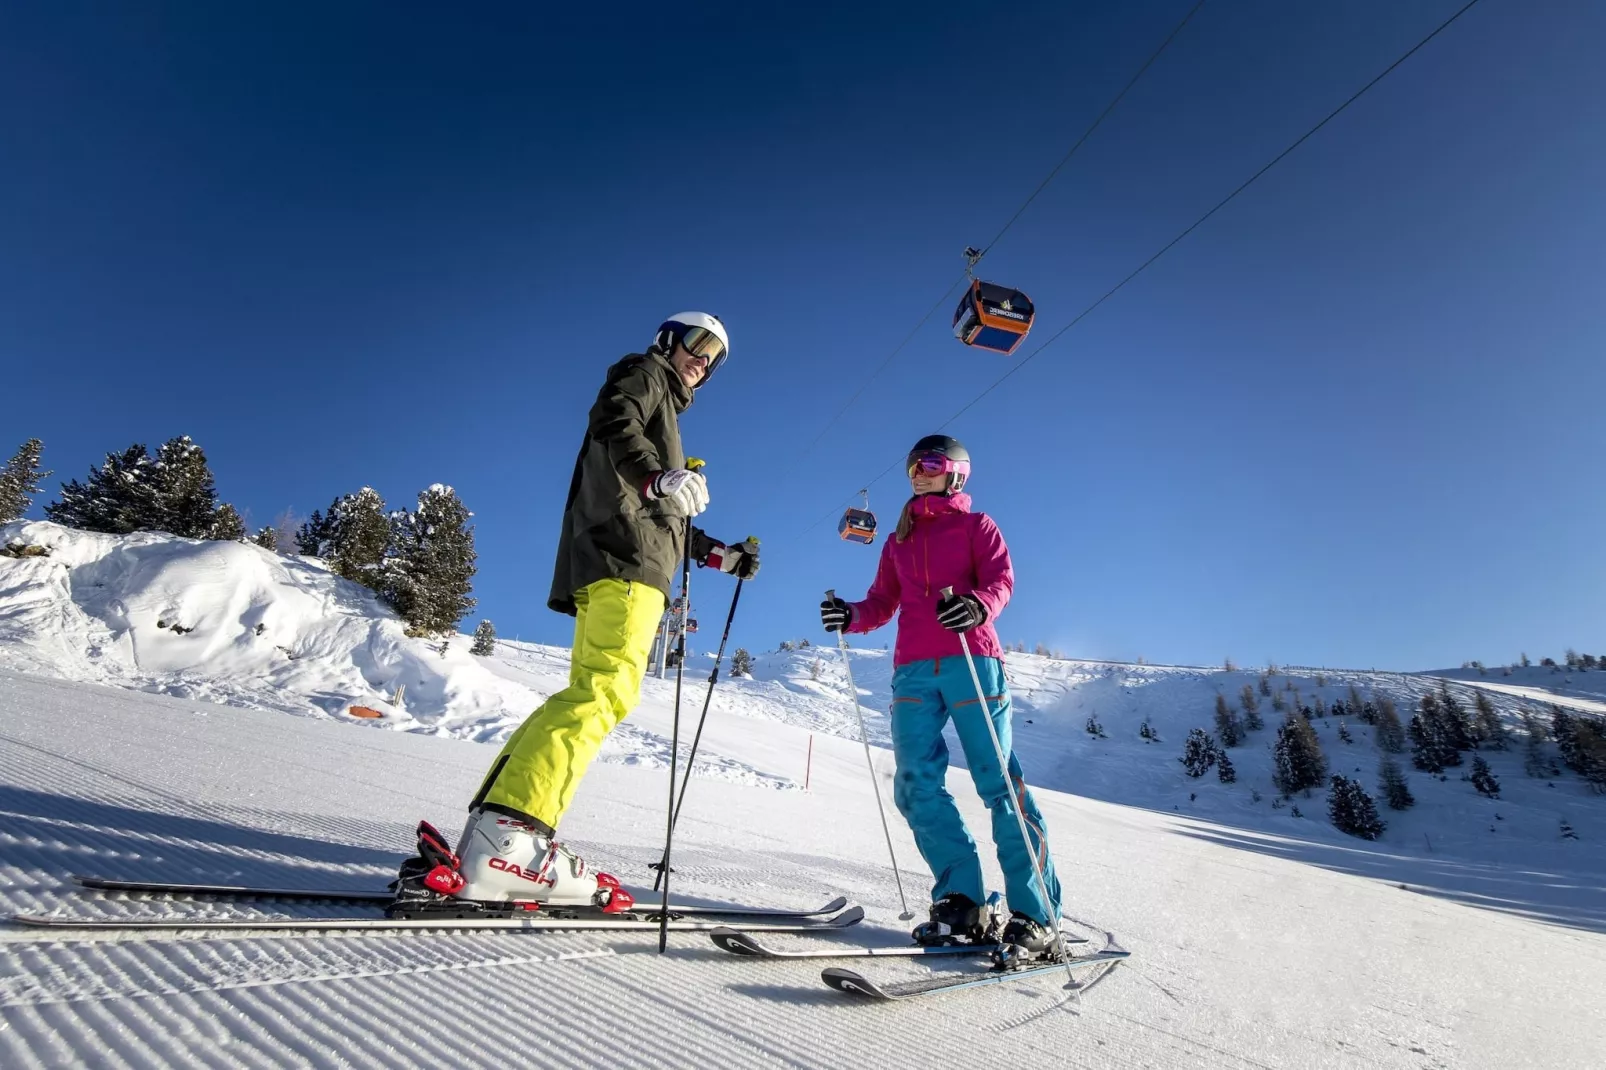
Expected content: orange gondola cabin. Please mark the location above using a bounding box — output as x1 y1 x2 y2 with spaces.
953 279 1035 355
838 507 877 545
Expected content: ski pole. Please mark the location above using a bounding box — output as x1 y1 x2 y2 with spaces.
828 590 915 921
653 564 748 891
657 460 704 953
942 586 1075 986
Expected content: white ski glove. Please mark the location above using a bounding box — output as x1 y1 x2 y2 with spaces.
644 468 709 518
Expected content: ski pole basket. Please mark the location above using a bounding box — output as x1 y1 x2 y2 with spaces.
838 490 878 545
952 278 1035 355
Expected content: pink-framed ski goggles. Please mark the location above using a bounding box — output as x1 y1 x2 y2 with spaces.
907 451 970 481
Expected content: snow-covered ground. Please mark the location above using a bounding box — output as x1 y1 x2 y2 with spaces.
3 522 1605 1066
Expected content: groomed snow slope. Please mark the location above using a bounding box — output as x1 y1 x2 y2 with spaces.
5 520 1606 931
3 673 1604 1069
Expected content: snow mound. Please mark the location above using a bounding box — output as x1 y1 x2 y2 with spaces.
0 521 802 792
0 520 545 730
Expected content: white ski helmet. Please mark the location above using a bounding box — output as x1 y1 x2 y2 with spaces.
655 311 730 384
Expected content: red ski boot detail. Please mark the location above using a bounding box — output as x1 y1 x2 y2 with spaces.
597 873 633 913
423 864 465 896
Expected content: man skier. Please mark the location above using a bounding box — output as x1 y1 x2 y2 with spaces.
399 312 759 910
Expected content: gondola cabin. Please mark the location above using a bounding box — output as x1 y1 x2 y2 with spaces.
838 508 878 545
953 279 1035 355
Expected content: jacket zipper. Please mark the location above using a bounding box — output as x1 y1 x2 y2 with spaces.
920 499 931 596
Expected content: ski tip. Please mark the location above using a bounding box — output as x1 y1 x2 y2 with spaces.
821 967 889 999
819 895 850 914
8 914 70 928
708 927 765 956
829 905 865 927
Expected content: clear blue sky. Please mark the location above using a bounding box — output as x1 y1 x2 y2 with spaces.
4 1 1601 671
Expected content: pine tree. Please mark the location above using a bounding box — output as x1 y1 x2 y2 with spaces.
470 619 496 656
1409 714 1443 773
1578 729 1606 793
207 502 246 540
1375 696 1405 753
1519 652 1530 668
1521 710 1549 777
1258 673 1272 697
1216 750 1237 784
1437 681 1474 752
1552 709 1606 791
1359 700 1379 726
1347 684 1366 723
253 526 278 551
1338 720 1353 744
731 648 754 676
1469 755 1500 798
1550 706 1578 770
1273 714 1327 796
1378 758 1415 810
1472 690 1506 750
0 439 51 522
45 443 160 533
1313 696 1327 719
150 436 222 538
1411 693 1461 772
295 509 338 556
1239 684 1263 731
1214 693 1243 748
1179 729 1219 778
384 484 478 635
1328 774 1385 839
326 488 390 590
1271 690 1288 714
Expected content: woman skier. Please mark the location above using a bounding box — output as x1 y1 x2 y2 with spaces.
819 434 1063 956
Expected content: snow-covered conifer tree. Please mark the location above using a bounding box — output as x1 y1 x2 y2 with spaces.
0 439 51 522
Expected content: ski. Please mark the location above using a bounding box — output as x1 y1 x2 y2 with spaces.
72 874 393 904
709 927 1086 960
68 874 850 919
821 947 1128 1001
8 904 865 934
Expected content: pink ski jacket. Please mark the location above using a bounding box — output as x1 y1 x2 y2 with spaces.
846 492 1012 666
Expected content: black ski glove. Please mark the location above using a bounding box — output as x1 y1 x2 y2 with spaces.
820 595 853 633
935 592 986 633
704 537 760 580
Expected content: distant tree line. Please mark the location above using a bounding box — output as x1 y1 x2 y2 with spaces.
1467 651 1606 676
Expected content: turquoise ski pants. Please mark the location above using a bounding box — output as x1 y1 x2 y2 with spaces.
890 656 1062 926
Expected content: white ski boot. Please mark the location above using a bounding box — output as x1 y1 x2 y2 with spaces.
449 808 632 912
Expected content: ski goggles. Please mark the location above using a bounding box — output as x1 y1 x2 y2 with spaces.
677 326 727 374
907 451 969 480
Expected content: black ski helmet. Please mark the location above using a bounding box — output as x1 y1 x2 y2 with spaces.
906 434 970 493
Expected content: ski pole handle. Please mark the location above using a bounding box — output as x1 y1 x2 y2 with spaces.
940 586 954 599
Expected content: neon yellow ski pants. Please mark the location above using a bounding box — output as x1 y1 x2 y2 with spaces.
478 578 666 828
